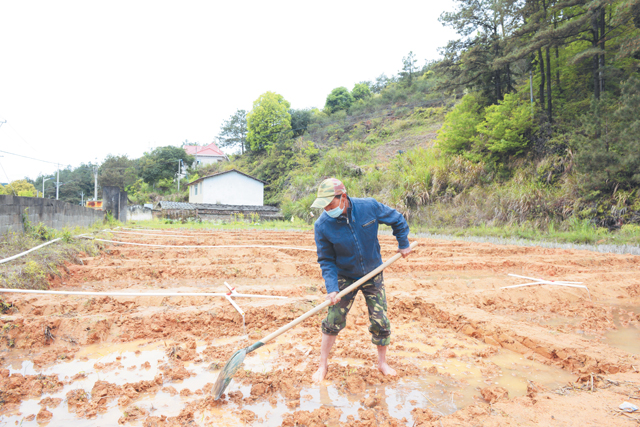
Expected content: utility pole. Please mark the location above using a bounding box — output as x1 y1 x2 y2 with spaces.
56 165 60 200
530 69 534 118
42 177 51 198
80 191 84 206
177 159 182 191
93 159 98 201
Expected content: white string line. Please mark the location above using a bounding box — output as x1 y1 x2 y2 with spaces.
0 228 117 265
421 274 592 305
507 273 583 284
122 227 220 235
121 227 311 236
0 289 287 299
502 275 590 300
501 282 591 300
0 238 62 265
110 230 206 238
78 236 317 252
113 230 310 241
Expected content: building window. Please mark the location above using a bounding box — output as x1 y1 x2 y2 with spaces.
195 185 198 195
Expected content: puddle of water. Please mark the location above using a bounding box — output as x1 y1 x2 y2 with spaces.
0 340 187 427
0 323 579 427
604 305 640 355
235 333 295 374
392 322 575 412
214 323 576 426
1 395 123 427
210 335 248 347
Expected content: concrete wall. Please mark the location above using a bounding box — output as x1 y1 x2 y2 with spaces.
195 155 225 166
128 205 153 221
102 186 127 223
190 171 263 206
0 195 105 234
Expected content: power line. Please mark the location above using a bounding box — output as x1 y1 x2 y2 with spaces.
0 149 60 165
6 121 39 153
0 160 17 195
1 94 450 177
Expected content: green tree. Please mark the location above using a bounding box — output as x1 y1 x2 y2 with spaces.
289 108 314 137
246 91 292 152
399 51 419 86
575 76 640 196
438 0 520 103
352 82 372 101
139 146 194 184
1 179 36 196
58 165 95 204
99 155 138 191
218 109 248 154
32 164 95 203
476 92 533 158
371 74 389 94
437 94 484 155
324 87 354 114
126 179 151 204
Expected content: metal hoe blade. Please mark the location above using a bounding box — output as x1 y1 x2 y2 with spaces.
210 242 417 401
211 341 264 400
211 348 247 400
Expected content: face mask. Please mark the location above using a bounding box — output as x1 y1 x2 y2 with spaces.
326 196 345 218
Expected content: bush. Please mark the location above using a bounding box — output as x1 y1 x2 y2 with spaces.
476 92 533 159
437 94 484 155
352 83 372 101
325 87 354 114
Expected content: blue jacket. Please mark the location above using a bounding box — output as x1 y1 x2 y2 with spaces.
314 197 410 294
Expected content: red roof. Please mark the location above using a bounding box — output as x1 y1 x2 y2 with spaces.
184 142 226 157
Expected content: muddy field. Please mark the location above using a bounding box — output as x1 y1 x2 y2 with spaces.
1 228 640 426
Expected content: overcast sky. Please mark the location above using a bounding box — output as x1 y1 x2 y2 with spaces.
0 0 457 184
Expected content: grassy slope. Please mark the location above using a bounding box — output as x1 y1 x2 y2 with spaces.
188 98 640 246
0 223 106 290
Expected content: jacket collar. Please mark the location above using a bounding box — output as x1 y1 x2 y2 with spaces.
336 196 353 223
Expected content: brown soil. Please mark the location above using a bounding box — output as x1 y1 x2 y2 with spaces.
1 230 640 427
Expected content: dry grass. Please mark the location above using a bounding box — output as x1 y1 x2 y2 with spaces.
0 228 103 290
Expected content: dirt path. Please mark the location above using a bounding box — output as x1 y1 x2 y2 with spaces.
1 230 639 426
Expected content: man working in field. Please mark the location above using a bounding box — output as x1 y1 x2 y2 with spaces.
311 178 412 382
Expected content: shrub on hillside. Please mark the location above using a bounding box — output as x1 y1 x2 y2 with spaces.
325 87 354 114
352 83 372 101
476 93 533 159
437 94 484 156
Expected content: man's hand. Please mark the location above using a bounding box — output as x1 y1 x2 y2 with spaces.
326 292 341 305
398 246 412 258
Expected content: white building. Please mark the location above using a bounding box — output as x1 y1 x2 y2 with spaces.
187 169 265 206
184 142 228 166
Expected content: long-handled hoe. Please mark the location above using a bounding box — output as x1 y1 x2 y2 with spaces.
211 241 419 399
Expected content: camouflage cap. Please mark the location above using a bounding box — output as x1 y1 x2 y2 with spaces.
311 178 346 209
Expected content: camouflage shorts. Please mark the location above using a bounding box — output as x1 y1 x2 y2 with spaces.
321 273 391 346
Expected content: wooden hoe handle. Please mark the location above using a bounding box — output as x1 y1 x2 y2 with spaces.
258 241 419 346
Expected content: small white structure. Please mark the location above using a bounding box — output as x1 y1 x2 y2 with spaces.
187 169 265 206
128 205 153 221
184 142 228 166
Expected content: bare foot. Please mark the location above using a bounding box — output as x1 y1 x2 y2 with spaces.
378 362 397 376
312 365 328 382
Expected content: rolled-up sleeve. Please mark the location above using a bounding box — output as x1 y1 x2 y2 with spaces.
376 201 410 249
314 226 340 294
